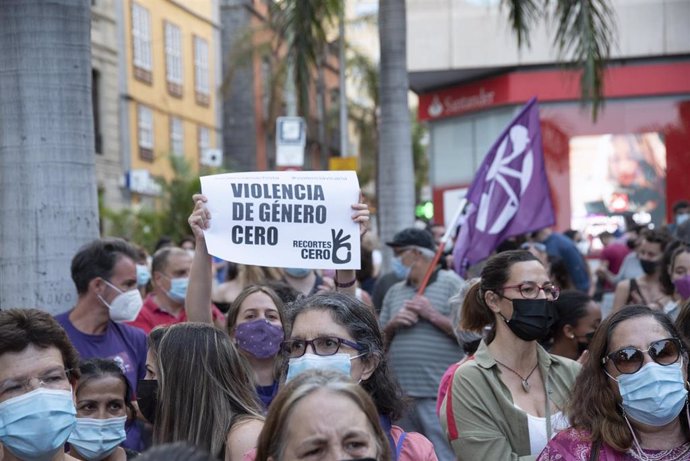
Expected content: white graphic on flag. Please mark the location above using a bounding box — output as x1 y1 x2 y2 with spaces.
475 125 534 234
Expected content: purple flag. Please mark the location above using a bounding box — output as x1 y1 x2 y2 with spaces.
453 98 555 275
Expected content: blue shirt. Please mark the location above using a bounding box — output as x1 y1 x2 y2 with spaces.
544 233 591 292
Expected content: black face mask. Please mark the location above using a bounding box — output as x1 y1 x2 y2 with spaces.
640 259 658 275
501 298 558 342
574 331 595 355
626 238 637 250
137 379 158 424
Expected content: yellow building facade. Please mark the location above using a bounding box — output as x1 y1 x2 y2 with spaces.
121 0 219 195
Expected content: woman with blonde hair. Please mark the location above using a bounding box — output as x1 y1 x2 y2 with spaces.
154 323 263 461
255 369 391 461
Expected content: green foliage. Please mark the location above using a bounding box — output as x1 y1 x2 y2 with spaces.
270 0 343 119
500 0 615 120
102 156 215 253
411 109 429 203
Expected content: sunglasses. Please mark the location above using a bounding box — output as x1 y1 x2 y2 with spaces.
602 338 682 374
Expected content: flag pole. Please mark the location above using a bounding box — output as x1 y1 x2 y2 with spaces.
416 198 467 296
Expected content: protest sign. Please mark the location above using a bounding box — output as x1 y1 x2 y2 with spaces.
200 171 361 270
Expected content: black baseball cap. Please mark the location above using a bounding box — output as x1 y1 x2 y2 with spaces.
386 228 436 252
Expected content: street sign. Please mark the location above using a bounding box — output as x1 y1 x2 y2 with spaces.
276 116 306 167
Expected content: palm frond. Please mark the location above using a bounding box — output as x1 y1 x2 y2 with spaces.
553 0 615 120
501 0 541 48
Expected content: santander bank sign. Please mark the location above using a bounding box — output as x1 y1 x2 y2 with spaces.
427 88 495 119
421 86 497 121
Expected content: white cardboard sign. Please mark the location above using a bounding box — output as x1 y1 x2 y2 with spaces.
200 171 361 270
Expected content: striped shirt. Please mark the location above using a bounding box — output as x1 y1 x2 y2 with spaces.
380 269 464 397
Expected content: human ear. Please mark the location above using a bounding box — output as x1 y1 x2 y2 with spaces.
484 291 501 312
563 324 575 339
360 353 381 381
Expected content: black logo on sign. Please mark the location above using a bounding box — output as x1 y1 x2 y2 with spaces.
331 229 351 264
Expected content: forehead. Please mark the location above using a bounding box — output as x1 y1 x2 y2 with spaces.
506 260 549 284
111 255 136 279
609 316 671 351
77 375 127 400
0 344 65 382
290 309 352 341
239 292 278 312
286 389 371 437
165 252 192 270
673 251 690 269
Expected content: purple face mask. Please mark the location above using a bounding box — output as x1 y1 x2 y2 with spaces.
234 319 284 359
674 275 690 300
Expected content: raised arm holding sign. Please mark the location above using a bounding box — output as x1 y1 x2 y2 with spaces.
186 171 370 323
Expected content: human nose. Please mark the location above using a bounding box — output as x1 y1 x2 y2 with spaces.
25 377 47 391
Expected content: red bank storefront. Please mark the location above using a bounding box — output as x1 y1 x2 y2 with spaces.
418 60 690 234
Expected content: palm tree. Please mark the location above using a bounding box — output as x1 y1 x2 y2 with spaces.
377 0 415 265
0 0 99 314
376 0 615 269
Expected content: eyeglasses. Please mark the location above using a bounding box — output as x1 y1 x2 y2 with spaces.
501 282 560 300
602 338 682 374
0 368 72 400
282 336 363 358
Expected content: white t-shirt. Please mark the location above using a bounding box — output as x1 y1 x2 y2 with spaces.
517 405 569 455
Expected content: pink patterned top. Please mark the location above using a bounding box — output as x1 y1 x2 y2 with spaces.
538 427 690 461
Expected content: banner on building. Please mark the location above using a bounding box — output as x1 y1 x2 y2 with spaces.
200 171 361 270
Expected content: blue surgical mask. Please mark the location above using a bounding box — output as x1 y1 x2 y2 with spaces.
392 257 411 279
614 361 688 426
68 416 127 461
284 268 312 278
677 213 690 225
167 277 189 303
136 264 151 287
286 353 360 382
0 388 76 461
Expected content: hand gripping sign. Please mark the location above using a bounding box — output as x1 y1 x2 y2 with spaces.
200 171 361 270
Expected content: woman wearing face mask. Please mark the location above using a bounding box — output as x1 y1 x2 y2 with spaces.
135 326 167 427
547 290 602 361
612 229 672 313
255 369 391 461
538 305 690 459
659 243 690 321
281 293 437 461
0 309 81 461
439 250 580 459
68 359 138 461
226 285 286 409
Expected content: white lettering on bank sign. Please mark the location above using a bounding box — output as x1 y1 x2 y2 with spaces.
200 171 361 270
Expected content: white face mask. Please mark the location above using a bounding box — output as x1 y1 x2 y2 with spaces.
98 280 143 323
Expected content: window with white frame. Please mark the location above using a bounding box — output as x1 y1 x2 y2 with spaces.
194 36 209 102
165 22 183 91
198 125 210 156
138 105 154 160
170 117 184 156
132 3 152 80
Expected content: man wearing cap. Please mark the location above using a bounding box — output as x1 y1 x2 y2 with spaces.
379 227 464 461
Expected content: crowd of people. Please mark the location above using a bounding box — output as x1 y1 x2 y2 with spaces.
3 194 690 461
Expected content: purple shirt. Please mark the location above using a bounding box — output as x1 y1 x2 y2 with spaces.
55 311 148 451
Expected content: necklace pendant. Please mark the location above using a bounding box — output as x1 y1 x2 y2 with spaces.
521 379 530 393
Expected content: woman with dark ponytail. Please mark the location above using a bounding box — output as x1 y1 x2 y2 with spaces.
439 250 580 460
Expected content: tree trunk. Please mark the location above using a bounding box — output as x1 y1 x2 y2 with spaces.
0 0 99 314
377 0 414 269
